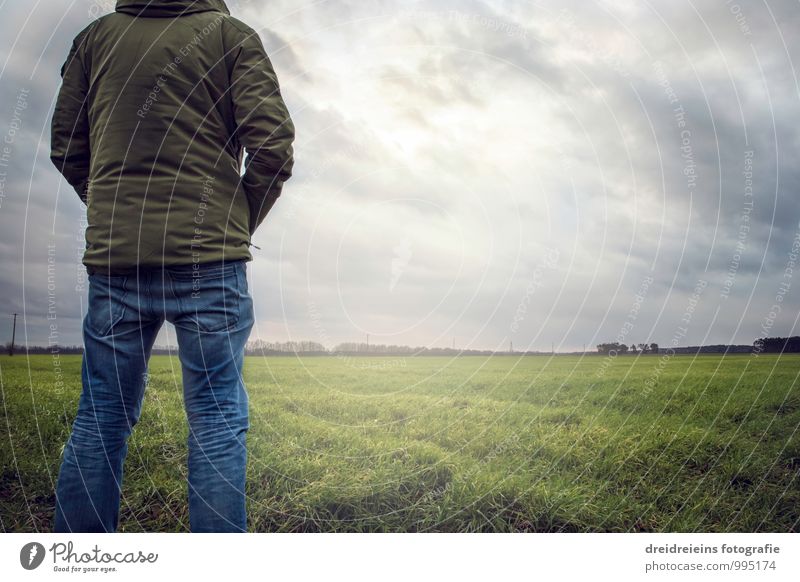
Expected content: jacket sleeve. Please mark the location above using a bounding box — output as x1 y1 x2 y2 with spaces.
51 27 93 205
227 24 295 235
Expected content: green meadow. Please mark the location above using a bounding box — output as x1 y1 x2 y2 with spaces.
1 353 798 532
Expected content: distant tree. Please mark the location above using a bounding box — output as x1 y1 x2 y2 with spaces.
754 336 800 353
637 343 649 353
650 343 659 354
630 344 638 354
597 342 629 355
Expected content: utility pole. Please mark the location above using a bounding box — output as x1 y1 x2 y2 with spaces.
509 340 513 353
8 313 17 356
551 342 554 355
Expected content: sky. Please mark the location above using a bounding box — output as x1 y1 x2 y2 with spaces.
0 0 799 352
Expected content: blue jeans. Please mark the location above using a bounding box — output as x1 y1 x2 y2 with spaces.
54 259 254 532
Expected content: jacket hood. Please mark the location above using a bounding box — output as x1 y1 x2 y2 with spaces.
115 0 230 17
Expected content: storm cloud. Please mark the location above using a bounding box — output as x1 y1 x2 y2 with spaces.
1 0 798 351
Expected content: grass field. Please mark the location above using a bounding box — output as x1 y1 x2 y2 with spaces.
1 352 798 532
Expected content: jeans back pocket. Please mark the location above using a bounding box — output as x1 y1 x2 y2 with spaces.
170 262 242 333
86 274 128 336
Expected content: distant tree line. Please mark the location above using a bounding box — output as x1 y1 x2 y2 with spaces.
246 340 505 356
754 336 800 353
7 336 800 357
668 344 753 354
245 339 328 355
596 336 800 355
329 343 502 355
331 343 503 356
4 343 84 354
596 342 659 355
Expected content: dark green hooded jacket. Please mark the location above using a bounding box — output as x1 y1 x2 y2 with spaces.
51 0 295 274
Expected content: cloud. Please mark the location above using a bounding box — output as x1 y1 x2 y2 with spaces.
1 0 799 350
